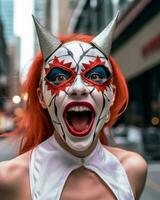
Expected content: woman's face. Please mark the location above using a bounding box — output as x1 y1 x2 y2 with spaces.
40 41 115 153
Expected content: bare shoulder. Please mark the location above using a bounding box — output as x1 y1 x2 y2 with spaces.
0 151 31 199
104 146 147 200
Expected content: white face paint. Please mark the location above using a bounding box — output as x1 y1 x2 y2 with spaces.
41 41 115 152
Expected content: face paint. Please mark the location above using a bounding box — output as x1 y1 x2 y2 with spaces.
41 41 115 152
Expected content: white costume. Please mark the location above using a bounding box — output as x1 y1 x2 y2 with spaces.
29 135 135 200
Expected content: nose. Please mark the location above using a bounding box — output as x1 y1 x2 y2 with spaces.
68 75 88 98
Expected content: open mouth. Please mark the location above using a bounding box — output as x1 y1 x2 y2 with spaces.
63 102 95 137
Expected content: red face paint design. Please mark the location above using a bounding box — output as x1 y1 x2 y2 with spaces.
45 56 76 95
41 41 115 152
45 56 113 95
81 56 113 91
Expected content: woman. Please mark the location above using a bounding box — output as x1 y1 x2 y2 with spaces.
0 14 147 200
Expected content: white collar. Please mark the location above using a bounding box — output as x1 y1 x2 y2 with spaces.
29 134 134 200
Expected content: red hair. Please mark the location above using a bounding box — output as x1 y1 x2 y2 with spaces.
18 34 128 154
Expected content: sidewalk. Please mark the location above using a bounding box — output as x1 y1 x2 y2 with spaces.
0 136 19 161
140 162 160 200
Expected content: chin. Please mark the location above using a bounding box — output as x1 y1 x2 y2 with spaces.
65 134 95 152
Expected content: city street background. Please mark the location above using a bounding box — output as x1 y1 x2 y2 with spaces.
0 0 160 199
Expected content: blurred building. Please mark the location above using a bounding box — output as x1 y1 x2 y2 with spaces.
33 0 60 51
67 0 160 128
0 0 20 104
0 0 14 43
59 0 74 34
0 0 12 109
67 0 134 34
112 0 160 128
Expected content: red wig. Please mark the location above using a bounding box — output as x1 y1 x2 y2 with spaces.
18 34 128 154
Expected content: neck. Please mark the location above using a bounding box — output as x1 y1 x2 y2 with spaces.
54 131 98 158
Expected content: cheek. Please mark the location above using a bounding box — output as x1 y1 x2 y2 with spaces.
41 78 54 106
53 91 67 115
103 85 115 109
91 86 114 120
90 90 104 111
46 91 67 123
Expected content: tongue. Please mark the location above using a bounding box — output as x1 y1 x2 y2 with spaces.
71 115 89 131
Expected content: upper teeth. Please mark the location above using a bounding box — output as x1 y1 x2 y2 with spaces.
68 106 91 112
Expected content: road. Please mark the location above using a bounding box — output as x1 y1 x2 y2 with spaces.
0 135 20 161
0 137 159 199
141 162 160 200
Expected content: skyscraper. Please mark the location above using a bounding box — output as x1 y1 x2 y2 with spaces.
0 0 14 43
